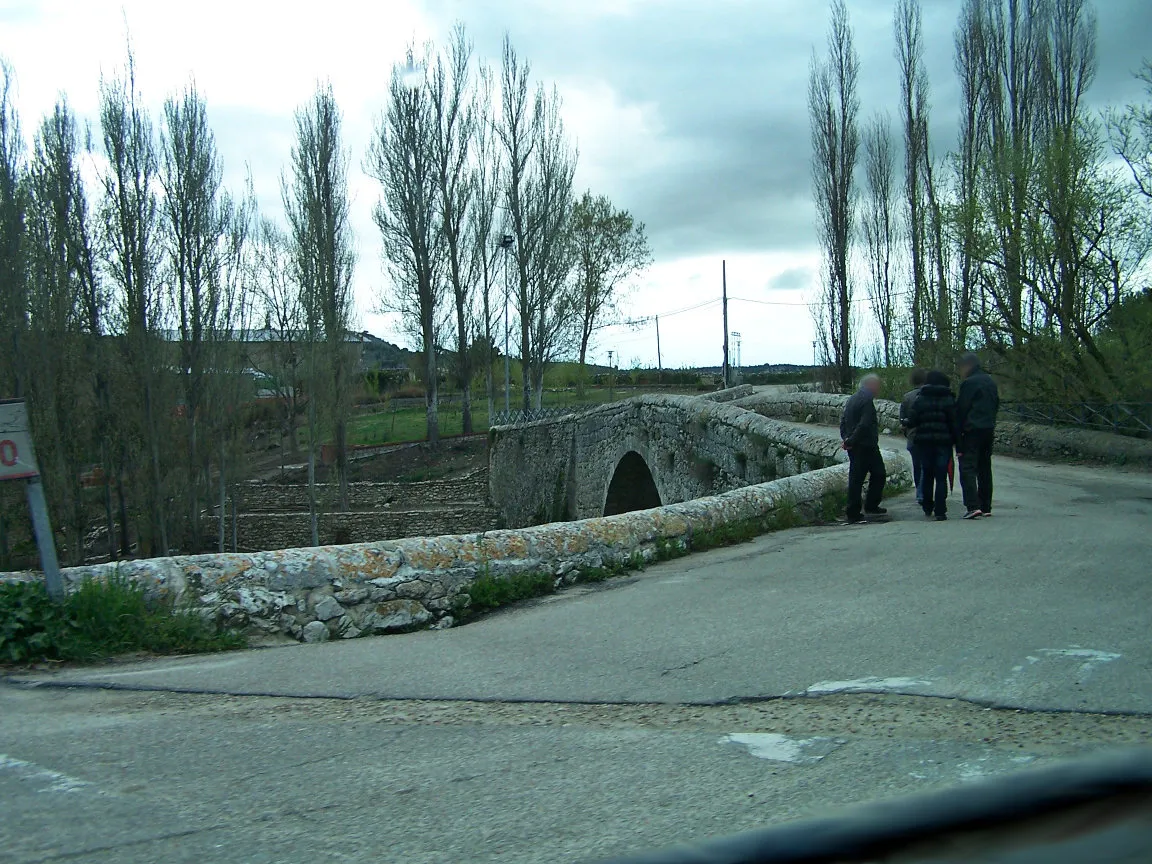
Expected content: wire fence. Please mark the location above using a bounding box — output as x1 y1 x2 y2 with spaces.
1002 402 1152 439
490 406 576 426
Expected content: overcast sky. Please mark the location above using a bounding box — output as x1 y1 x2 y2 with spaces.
3 0 1149 367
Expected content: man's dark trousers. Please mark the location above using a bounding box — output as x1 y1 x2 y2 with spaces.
846 444 886 520
917 443 951 518
959 429 994 513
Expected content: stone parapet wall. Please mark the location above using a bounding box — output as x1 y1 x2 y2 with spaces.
2 447 910 644
734 391 1152 470
215 506 501 552
237 469 490 513
699 384 756 404
488 394 851 528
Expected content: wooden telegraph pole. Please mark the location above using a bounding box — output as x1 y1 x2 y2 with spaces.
655 316 663 385
722 260 730 389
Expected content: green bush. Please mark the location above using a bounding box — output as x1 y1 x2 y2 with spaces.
463 571 555 616
0 576 245 665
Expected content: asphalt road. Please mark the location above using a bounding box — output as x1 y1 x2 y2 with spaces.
13 442 1152 713
5 438 1152 863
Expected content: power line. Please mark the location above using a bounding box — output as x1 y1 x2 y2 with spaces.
594 297 722 332
729 291 915 309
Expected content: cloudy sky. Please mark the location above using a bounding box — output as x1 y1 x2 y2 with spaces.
3 0 1149 367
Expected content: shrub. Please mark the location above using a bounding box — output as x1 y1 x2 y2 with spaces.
0 575 244 665
462 571 555 616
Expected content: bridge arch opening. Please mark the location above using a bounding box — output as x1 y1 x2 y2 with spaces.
604 451 662 516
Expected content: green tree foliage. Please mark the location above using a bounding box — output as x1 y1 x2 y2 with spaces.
569 191 651 383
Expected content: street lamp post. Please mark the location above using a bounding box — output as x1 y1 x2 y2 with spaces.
499 234 515 415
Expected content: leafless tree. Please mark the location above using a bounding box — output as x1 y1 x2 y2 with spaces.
497 36 578 410
284 82 356 535
99 47 169 555
430 25 478 434
160 83 228 550
205 183 256 552
368 49 444 445
894 0 933 357
25 101 92 563
1109 61 1152 201
468 63 504 422
860 113 898 366
253 218 304 462
808 0 860 390
0 60 26 403
952 0 988 351
0 60 26 567
570 190 651 383
496 37 535 410
524 85 578 408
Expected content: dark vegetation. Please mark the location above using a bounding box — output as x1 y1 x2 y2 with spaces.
0 576 244 665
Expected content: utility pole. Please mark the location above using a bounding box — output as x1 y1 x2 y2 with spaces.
731 331 742 385
607 350 615 401
655 316 662 386
721 260 729 389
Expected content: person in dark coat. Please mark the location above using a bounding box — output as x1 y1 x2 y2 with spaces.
906 369 959 521
899 368 928 506
839 374 886 523
956 352 1000 519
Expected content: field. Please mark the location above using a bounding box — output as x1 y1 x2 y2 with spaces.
345 384 699 447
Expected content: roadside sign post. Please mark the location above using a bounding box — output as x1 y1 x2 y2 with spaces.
0 399 64 601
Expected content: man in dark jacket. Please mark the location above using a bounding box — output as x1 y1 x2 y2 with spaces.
907 370 959 521
899 369 928 506
956 352 1000 519
840 374 886 523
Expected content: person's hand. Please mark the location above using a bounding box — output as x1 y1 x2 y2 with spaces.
841 440 850 451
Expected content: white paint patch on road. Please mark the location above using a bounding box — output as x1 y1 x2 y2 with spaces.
1038 648 1121 676
806 676 931 696
0 753 93 794
721 733 840 764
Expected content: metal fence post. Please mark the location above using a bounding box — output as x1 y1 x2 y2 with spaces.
25 476 65 601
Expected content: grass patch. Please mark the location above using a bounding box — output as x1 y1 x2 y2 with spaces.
0 576 245 665
457 570 555 618
450 488 859 626
345 386 698 446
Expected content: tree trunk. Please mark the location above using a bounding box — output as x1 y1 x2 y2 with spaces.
116 469 130 558
424 335 440 447
187 410 199 553
307 394 319 547
218 439 227 553
101 442 115 561
520 305 531 413
143 376 169 556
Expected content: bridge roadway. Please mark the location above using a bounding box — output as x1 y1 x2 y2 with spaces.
5 426 1152 863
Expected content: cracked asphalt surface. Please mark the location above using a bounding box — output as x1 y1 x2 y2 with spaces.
4 444 1152 862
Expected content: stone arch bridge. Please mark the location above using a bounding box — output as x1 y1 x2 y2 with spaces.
488 393 848 528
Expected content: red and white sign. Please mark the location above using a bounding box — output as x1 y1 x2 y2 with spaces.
0 400 40 481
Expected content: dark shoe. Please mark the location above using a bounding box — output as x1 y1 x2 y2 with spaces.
962 509 983 520
923 510 933 519
865 507 888 516
935 514 948 521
